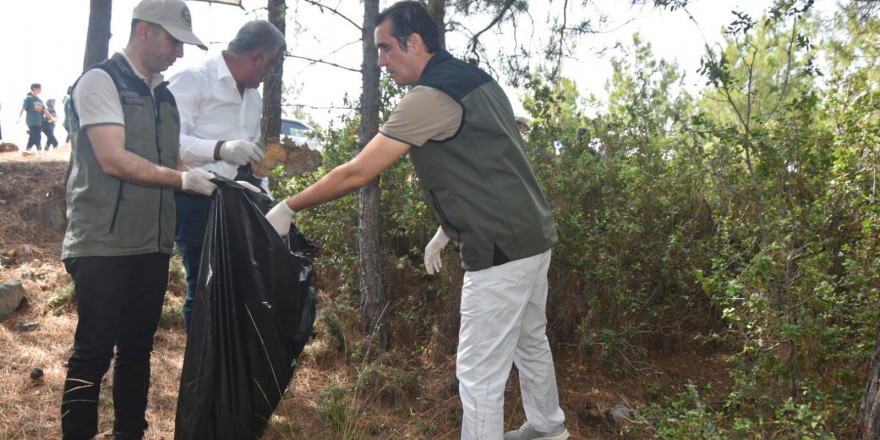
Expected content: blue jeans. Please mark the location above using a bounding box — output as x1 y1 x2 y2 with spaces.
61 253 170 440
174 191 209 333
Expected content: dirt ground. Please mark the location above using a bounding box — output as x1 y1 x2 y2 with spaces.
0 144 734 439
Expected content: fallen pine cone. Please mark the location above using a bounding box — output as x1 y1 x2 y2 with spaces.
29 367 44 380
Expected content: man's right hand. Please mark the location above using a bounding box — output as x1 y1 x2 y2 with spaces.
181 169 217 196
218 140 265 166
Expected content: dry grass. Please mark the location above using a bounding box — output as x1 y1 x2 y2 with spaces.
0 262 735 440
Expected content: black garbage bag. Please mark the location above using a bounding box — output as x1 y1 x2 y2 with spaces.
175 179 317 440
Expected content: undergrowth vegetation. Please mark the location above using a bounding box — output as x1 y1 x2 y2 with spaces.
268 4 878 439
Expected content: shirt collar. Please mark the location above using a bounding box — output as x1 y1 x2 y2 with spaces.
212 52 235 81
118 50 165 89
421 50 450 76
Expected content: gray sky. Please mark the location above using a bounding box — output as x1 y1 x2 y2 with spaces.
0 0 822 148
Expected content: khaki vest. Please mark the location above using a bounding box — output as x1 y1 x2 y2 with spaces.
62 53 180 259
409 51 558 271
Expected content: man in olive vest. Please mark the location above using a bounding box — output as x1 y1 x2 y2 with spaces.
61 0 215 438
264 2 567 439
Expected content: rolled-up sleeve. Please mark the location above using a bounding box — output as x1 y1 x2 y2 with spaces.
168 70 217 166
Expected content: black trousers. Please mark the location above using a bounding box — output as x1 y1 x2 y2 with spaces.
26 125 42 150
61 253 170 440
43 125 58 149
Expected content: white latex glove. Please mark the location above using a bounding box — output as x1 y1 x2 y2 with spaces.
266 200 296 237
181 168 217 196
424 227 450 275
219 140 265 166
235 180 261 193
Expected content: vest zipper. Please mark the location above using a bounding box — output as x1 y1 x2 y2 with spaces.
109 181 124 233
154 97 163 252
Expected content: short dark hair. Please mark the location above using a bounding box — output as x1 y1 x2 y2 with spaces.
129 19 162 42
30 83 41 90
375 1 442 53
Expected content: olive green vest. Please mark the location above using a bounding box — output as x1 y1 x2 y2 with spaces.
408 51 558 271
62 53 180 259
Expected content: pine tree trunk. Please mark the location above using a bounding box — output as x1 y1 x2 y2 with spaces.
357 0 388 346
261 0 286 142
83 0 112 70
859 332 880 440
426 0 446 50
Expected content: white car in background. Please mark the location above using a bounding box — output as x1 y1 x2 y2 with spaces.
280 118 323 151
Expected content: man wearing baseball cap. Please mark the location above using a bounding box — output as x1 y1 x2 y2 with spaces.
132 0 207 50
60 0 211 438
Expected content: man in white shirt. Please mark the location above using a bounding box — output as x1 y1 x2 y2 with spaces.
60 0 216 438
168 20 286 332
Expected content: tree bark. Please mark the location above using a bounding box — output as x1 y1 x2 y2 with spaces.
357 0 388 346
426 0 446 50
261 0 286 142
859 332 880 440
83 0 112 71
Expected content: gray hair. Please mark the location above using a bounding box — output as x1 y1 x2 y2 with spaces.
227 20 286 62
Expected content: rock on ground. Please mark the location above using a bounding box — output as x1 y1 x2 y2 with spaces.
0 278 25 319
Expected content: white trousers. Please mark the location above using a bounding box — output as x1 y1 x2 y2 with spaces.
457 249 565 440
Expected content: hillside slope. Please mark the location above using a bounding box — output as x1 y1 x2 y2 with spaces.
0 146 733 439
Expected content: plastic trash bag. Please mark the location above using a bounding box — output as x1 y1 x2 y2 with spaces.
175 179 317 440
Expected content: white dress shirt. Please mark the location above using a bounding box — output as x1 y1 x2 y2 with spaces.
168 52 262 180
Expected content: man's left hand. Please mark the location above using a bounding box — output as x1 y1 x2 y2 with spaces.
219 140 264 166
424 227 450 275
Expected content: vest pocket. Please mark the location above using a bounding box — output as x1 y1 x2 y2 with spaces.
108 181 124 233
121 95 146 106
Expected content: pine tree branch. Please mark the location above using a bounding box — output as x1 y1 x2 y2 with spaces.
299 0 362 31
286 53 362 73
467 0 517 53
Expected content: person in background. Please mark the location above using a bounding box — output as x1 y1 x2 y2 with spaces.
264 2 568 439
516 115 531 135
167 19 285 333
59 0 214 438
19 83 54 154
62 86 73 143
42 98 59 150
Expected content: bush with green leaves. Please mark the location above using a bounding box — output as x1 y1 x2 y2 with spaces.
271 4 878 435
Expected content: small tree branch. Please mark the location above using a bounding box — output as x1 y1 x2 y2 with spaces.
300 0 362 31
282 103 357 111
286 53 362 73
467 0 517 55
760 18 800 126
